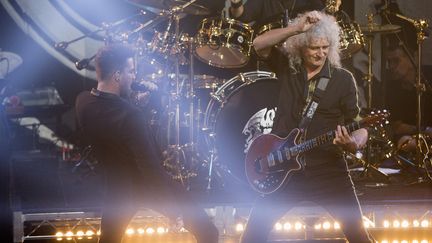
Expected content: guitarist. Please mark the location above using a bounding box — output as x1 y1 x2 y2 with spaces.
241 11 373 243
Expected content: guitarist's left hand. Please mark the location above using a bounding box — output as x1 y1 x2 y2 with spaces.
333 126 368 153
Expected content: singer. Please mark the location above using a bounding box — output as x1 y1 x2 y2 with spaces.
75 44 218 243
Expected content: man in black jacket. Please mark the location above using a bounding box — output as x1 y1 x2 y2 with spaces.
75 44 218 243
243 11 373 243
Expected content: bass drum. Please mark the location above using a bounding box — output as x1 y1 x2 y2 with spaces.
202 71 279 185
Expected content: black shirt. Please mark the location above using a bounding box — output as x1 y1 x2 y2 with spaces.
267 47 360 190
75 89 168 193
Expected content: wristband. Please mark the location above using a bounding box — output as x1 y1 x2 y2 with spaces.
230 0 243 9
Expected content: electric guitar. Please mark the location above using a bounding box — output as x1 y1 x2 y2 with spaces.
244 110 389 194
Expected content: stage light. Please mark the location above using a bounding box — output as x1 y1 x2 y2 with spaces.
137 228 145 235
125 228 135 235
401 220 409 228
145 227 155 235
314 223 322 230
283 222 292 231
156 226 166 234
56 232 63 241
294 222 303 231
76 230 84 240
381 240 388 243
235 223 244 232
274 222 283 231
65 231 73 241
383 220 390 228
391 240 399 243
420 220 429 228
86 230 94 240
334 222 341 229
401 240 408 243
420 240 428 243
413 220 420 227
393 220 401 228
322 221 331 230
413 240 419 243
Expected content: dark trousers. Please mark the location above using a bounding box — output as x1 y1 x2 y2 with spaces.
98 165 218 243
240 184 373 243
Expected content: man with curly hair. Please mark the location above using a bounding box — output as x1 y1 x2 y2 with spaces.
241 11 373 243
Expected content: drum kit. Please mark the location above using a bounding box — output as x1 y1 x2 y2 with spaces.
63 0 430 190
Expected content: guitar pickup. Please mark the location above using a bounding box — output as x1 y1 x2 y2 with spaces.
267 153 276 167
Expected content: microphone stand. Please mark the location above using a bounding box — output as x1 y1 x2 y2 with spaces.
75 54 97 71
54 10 147 50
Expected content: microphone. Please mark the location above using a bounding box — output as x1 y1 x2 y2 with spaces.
54 41 68 50
75 58 91 70
131 80 158 92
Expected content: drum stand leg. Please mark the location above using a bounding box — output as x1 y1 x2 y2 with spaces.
206 149 216 191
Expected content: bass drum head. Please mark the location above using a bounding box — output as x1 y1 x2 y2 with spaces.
203 72 279 190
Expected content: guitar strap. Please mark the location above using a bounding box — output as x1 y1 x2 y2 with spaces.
298 76 330 131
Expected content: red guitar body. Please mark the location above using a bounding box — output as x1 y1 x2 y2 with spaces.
244 128 303 194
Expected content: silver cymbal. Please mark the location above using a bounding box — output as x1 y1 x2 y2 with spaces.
0 51 23 78
126 0 210 15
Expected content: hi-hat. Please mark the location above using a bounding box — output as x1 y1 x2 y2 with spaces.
360 24 401 35
126 0 210 15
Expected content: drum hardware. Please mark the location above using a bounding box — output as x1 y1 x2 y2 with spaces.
126 0 211 16
256 21 283 36
338 19 365 59
380 8 431 182
201 71 279 189
361 13 401 109
194 17 254 68
325 0 338 15
151 1 217 187
344 110 393 182
53 11 150 70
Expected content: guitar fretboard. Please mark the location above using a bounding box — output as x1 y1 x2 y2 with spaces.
288 120 363 156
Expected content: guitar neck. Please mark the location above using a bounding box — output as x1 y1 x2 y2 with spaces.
290 120 363 156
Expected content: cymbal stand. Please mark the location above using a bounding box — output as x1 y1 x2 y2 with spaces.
357 14 389 181
383 10 431 181
164 2 199 188
364 13 375 109
168 13 189 187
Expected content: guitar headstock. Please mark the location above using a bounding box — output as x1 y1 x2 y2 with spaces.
362 109 390 128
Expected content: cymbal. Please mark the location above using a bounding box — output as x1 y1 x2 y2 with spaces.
166 0 210 15
126 0 210 15
360 24 401 35
0 51 23 78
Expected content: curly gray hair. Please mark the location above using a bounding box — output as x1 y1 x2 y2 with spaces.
282 11 341 70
